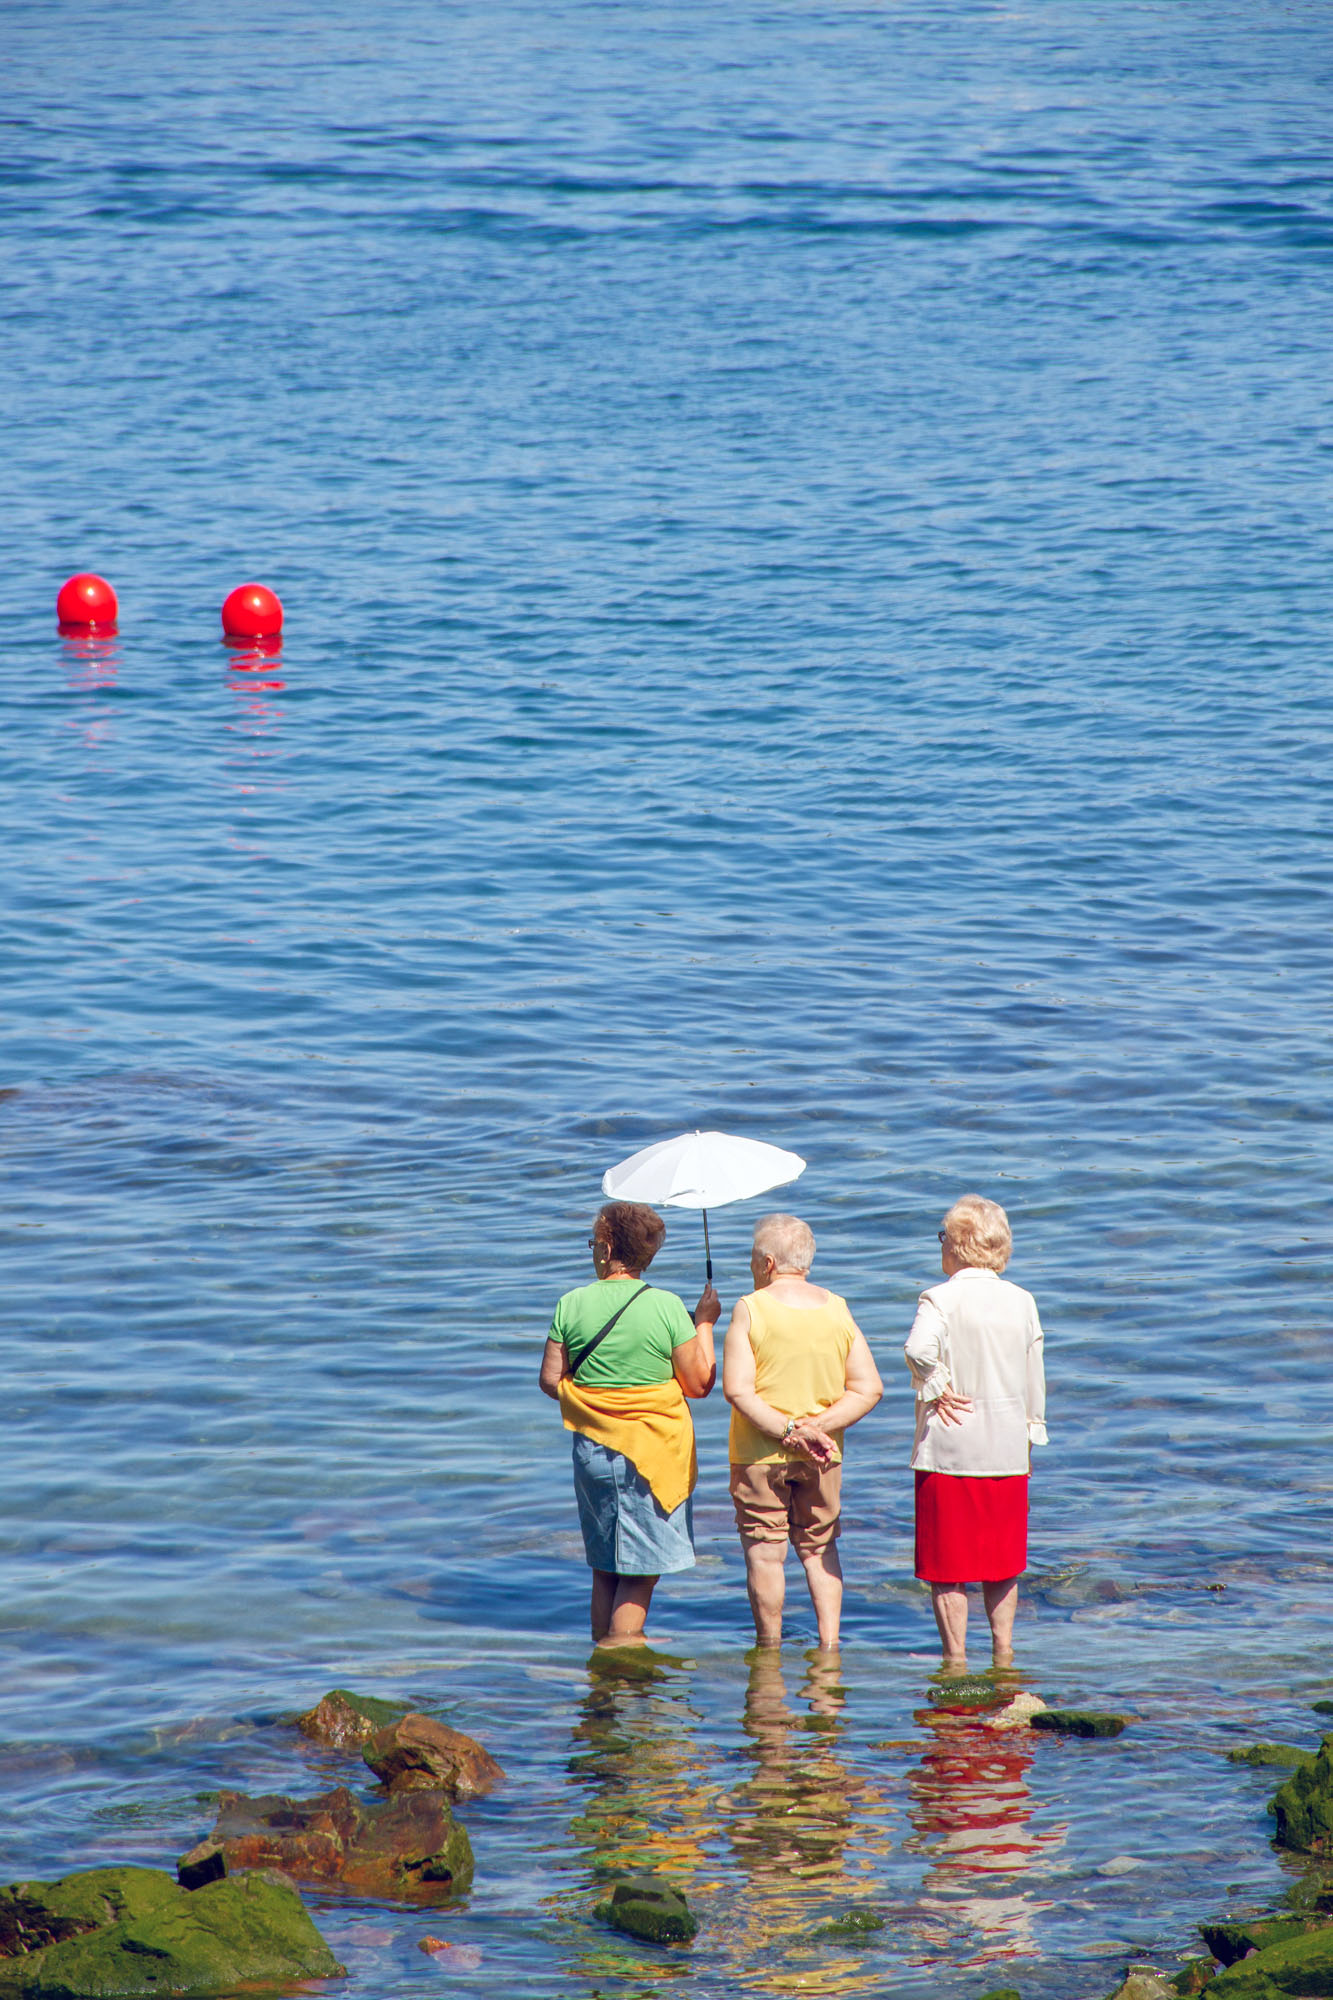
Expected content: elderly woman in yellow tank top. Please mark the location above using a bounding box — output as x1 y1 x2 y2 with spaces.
723 1214 882 1650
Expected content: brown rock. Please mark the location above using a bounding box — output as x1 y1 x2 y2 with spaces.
296 1689 409 1751
362 1714 503 1800
183 1786 473 1903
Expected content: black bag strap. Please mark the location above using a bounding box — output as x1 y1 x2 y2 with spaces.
566 1283 652 1379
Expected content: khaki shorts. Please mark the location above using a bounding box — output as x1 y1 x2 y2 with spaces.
729 1459 842 1556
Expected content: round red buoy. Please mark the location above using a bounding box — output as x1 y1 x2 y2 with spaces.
57 573 119 630
221 582 283 640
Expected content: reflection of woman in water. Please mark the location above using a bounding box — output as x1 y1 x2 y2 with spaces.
905 1693 1063 1962
904 1195 1047 1669
540 1201 718 1648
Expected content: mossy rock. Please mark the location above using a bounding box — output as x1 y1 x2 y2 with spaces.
927 1677 1006 1710
1227 1746 1316 1771
977 1988 1023 2000
1200 1919 1321 1966
1106 1972 1176 2000
1211 1921 1333 1997
0 1866 342 1998
296 1689 411 1749
808 1905 886 1941
1173 1959 1216 1994
1272 1734 1333 1853
1312 1702 1333 1719
1030 1709 1127 1739
596 1875 695 1945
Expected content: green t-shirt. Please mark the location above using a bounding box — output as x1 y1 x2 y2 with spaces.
550 1280 698 1388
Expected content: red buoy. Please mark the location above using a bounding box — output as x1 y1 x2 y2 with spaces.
57 573 118 630
221 582 283 640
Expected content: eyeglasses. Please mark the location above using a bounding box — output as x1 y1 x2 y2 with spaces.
587 1237 598 1250
938 1229 949 1244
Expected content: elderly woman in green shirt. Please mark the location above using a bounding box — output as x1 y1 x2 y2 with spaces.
541 1200 719 1647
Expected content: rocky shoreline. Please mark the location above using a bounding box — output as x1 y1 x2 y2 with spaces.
1 1683 1330 1997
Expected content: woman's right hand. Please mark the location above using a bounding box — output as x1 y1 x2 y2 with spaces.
931 1388 973 1427
693 1283 721 1328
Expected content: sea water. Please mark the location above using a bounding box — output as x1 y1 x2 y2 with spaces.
1 1 1331 1994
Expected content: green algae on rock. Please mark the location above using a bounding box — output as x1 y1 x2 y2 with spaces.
0 1865 342 1998
1105 1969 1177 2000
1200 1917 1324 1965
296 1688 412 1750
596 1876 696 1944
1208 1921 1333 1997
927 1677 1007 1709
1226 1746 1316 1770
1271 1734 1333 1853
1030 1710 1128 1739
976 1988 1022 2000
807 1905 886 1941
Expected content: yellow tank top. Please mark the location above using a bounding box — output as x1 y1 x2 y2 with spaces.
728 1289 858 1466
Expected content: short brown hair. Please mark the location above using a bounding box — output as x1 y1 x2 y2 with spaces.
941 1194 1012 1272
596 1201 666 1272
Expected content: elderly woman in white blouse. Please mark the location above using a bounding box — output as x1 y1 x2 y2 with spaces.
904 1194 1047 1670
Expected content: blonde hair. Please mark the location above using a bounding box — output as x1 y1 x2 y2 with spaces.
941 1194 1012 1272
753 1212 816 1274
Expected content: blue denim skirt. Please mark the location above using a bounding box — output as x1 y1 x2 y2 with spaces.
571 1433 696 1576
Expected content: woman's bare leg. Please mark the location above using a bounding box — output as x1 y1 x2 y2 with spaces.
983 1576 1019 1665
799 1543 843 1651
930 1582 969 1669
743 1539 787 1646
593 1573 658 1647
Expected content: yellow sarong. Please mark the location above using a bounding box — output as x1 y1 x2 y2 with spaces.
558 1377 697 1516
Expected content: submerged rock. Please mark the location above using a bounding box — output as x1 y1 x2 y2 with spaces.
296 1689 411 1751
1030 1709 1127 1739
927 1677 1006 1710
1225 1745 1315 1770
1210 1922 1333 1997
0 1864 342 1998
181 1785 473 1903
1271 1734 1333 1853
596 1875 696 1944
362 1715 503 1800
807 1905 886 1941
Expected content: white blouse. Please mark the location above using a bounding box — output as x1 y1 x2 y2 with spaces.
904 1267 1048 1476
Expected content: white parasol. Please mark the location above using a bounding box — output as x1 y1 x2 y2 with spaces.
601 1129 806 1280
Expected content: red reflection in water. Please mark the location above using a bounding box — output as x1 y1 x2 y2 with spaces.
906 1698 1064 1963
60 632 120 693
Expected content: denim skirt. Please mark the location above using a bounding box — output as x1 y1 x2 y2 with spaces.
572 1433 695 1576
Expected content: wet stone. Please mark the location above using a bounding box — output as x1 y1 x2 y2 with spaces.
808 1905 886 1941
1106 1969 1177 2000
1226 1745 1315 1770
184 1785 474 1903
597 1875 696 1945
362 1714 503 1800
976 1988 1023 2000
0 1865 342 1999
1173 1959 1216 1994
296 1689 411 1751
927 1677 1006 1710
1271 1734 1333 1854
1031 1709 1128 1739
1209 1921 1333 1997
1200 1919 1322 1966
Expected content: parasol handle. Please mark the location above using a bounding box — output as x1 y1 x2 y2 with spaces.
702 1208 713 1285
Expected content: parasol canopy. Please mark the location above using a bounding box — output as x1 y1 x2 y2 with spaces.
601 1130 806 1280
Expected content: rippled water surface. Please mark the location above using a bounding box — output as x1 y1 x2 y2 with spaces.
2 1 1332 1994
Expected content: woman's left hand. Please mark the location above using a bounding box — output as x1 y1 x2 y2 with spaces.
931 1388 973 1427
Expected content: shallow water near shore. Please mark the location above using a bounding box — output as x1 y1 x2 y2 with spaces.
2 0 1332 1994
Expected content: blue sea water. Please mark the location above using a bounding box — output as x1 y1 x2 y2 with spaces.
2 0 1332 1993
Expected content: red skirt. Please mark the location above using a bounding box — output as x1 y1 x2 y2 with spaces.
914 1470 1028 1584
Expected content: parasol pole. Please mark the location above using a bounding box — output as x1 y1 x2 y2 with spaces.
702 1208 713 1285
